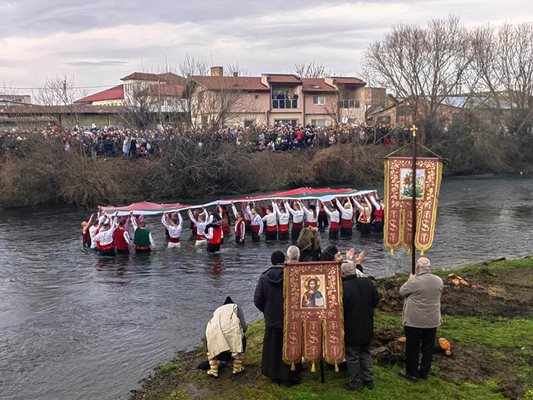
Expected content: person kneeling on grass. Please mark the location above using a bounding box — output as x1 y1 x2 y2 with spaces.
205 296 247 378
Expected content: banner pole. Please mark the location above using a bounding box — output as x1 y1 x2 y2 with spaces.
320 358 325 383
411 125 418 275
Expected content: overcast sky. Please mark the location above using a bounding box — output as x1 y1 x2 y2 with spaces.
1 0 532 91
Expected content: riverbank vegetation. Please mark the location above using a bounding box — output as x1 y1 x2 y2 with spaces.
1 133 531 209
130 257 533 400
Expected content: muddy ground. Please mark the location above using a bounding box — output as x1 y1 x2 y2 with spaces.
131 260 533 400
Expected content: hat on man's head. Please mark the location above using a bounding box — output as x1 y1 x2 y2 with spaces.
320 245 339 261
271 250 286 265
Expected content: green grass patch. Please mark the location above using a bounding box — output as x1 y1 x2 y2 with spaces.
375 312 402 331
434 256 533 276
440 316 533 348
159 362 178 374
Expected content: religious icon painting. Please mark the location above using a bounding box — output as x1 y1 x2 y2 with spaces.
399 168 426 200
384 157 443 255
283 262 344 373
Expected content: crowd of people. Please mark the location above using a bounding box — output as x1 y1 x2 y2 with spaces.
81 192 447 392
205 248 444 391
1 122 412 157
81 193 385 255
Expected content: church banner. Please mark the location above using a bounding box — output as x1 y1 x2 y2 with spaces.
283 262 344 372
384 157 443 255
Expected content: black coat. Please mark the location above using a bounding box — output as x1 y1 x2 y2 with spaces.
342 276 380 346
254 267 285 329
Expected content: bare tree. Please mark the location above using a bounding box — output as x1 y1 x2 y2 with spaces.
294 62 330 78
472 23 533 138
33 76 87 106
362 16 473 143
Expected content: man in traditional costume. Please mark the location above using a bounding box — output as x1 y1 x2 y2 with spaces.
231 204 246 244
335 198 354 237
262 205 278 241
273 201 290 240
204 214 224 254
131 215 156 252
113 217 133 254
161 211 183 248
188 208 209 246
248 206 264 242
285 200 304 242
352 195 373 237
321 200 340 240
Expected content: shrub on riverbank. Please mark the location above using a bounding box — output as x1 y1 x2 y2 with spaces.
130 257 533 400
0 134 531 208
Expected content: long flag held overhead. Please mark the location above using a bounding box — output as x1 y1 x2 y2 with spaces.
383 157 443 255
100 187 376 216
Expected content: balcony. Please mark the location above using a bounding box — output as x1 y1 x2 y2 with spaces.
272 99 299 109
339 99 360 109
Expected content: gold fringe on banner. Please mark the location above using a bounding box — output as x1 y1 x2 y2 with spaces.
311 362 316 372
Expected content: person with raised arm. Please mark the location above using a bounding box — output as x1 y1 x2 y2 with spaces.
231 202 246 244
204 213 224 253
369 194 384 234
131 213 156 252
335 197 354 238
242 202 253 233
188 208 209 246
262 204 278 241
301 201 318 229
317 201 329 232
113 216 133 254
273 200 290 241
352 195 373 237
161 211 183 248
284 200 304 242
321 200 341 240
81 213 94 248
93 212 119 256
248 205 264 242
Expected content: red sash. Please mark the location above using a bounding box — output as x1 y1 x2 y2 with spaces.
306 221 318 228
292 222 303 229
251 225 260 233
266 225 277 232
169 237 180 243
98 242 114 251
196 234 204 241
374 209 383 222
341 218 352 229
330 221 340 229
279 224 289 232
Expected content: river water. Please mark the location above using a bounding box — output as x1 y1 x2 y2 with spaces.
0 176 531 400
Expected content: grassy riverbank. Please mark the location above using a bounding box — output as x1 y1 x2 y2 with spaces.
130 257 533 400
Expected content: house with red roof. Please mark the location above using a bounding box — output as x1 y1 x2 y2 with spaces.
189 67 383 128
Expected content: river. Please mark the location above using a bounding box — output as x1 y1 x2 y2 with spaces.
0 176 531 400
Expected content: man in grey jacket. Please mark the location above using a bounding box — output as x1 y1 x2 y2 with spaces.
398 257 443 382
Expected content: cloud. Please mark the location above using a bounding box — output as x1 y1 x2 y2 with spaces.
1 0 532 88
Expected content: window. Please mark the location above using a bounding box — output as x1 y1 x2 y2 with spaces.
244 119 255 128
313 95 326 105
311 119 327 127
274 119 298 126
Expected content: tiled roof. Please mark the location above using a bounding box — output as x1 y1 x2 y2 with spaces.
74 85 124 104
301 78 337 92
120 72 186 84
192 76 269 91
263 74 302 84
0 104 124 115
330 77 366 86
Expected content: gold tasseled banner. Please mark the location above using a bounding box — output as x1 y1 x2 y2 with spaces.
390 249 394 256
335 362 339 372
311 362 316 372
291 362 295 371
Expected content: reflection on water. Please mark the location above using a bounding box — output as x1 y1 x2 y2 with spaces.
0 176 531 400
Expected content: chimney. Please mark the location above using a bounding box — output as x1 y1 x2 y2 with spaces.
211 66 223 77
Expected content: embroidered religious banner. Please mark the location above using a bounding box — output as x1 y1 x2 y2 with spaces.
283 261 344 372
384 157 443 255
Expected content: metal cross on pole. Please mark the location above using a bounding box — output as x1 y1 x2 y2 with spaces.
410 124 418 274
